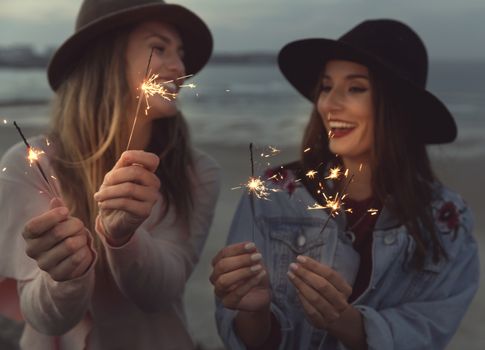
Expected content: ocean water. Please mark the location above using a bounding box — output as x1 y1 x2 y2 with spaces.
1 61 484 153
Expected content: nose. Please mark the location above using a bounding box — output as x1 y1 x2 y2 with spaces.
318 87 344 118
164 53 186 77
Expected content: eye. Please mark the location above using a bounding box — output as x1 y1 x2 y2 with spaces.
153 46 166 54
320 85 332 93
349 86 368 93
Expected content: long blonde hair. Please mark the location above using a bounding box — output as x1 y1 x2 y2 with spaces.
49 26 194 250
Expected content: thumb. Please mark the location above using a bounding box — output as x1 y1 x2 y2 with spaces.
49 197 66 210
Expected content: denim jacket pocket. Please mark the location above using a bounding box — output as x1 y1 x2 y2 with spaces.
402 238 447 301
266 218 329 308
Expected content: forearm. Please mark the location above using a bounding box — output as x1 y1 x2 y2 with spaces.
235 306 281 350
100 225 194 311
327 305 367 350
19 270 94 336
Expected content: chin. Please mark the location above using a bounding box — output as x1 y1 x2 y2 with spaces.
148 103 179 119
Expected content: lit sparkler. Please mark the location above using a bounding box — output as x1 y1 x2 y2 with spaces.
308 166 355 235
126 47 196 150
325 166 342 180
13 121 57 198
232 144 279 200
306 170 318 179
141 73 194 115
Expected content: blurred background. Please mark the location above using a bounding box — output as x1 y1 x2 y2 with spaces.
1 1 484 349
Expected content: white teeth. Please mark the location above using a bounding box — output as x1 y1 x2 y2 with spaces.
329 121 356 129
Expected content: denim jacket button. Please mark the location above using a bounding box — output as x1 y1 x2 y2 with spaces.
384 234 396 245
297 234 306 247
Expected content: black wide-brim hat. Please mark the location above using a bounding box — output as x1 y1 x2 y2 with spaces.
278 19 456 144
48 0 213 91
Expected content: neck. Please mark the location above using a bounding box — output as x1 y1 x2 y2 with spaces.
341 156 372 201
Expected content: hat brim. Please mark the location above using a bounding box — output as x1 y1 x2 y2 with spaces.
48 3 212 91
278 39 456 144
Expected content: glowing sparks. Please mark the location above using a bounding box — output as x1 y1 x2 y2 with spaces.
325 166 342 179
359 163 363 172
232 176 279 200
45 138 51 146
3 119 7 125
50 175 57 180
27 147 45 166
368 208 379 216
306 170 318 179
180 83 196 89
140 73 194 115
261 146 281 158
304 147 311 153
308 193 342 216
2 167 6 172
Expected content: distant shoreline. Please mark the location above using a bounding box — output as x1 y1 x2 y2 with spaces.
0 52 277 69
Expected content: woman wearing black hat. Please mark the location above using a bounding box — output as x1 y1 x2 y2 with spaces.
0 0 220 349
211 19 478 349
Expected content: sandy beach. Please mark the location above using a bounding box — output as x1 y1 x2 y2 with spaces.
0 123 483 349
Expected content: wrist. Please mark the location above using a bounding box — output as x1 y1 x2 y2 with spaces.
95 216 133 247
326 305 367 350
235 305 272 348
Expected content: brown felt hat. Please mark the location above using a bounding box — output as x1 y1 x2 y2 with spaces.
47 0 213 91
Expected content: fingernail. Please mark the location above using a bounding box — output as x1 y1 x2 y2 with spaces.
289 263 298 271
287 271 295 279
256 270 266 279
296 255 307 263
250 253 262 262
244 242 255 250
250 264 262 272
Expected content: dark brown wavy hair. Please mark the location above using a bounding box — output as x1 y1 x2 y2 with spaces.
301 67 446 270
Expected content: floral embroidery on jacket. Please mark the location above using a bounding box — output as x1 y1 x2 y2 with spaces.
435 200 465 239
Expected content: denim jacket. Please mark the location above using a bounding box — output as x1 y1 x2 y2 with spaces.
215 168 479 350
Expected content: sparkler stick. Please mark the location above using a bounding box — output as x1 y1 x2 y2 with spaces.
13 121 57 198
249 143 256 242
126 48 155 151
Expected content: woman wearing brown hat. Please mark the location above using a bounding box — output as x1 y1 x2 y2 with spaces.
0 0 220 349
211 19 478 349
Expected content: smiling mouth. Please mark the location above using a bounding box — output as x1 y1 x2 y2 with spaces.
328 120 357 138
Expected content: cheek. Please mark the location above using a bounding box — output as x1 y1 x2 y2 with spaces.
316 98 329 130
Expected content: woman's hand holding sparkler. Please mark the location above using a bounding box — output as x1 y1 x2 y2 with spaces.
94 150 160 246
287 255 354 329
210 242 271 312
211 242 276 347
22 198 94 282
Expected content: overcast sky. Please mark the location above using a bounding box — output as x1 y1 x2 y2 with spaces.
1 0 484 60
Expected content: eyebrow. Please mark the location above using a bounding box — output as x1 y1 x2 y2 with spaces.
323 74 369 81
146 33 171 44
145 33 184 49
